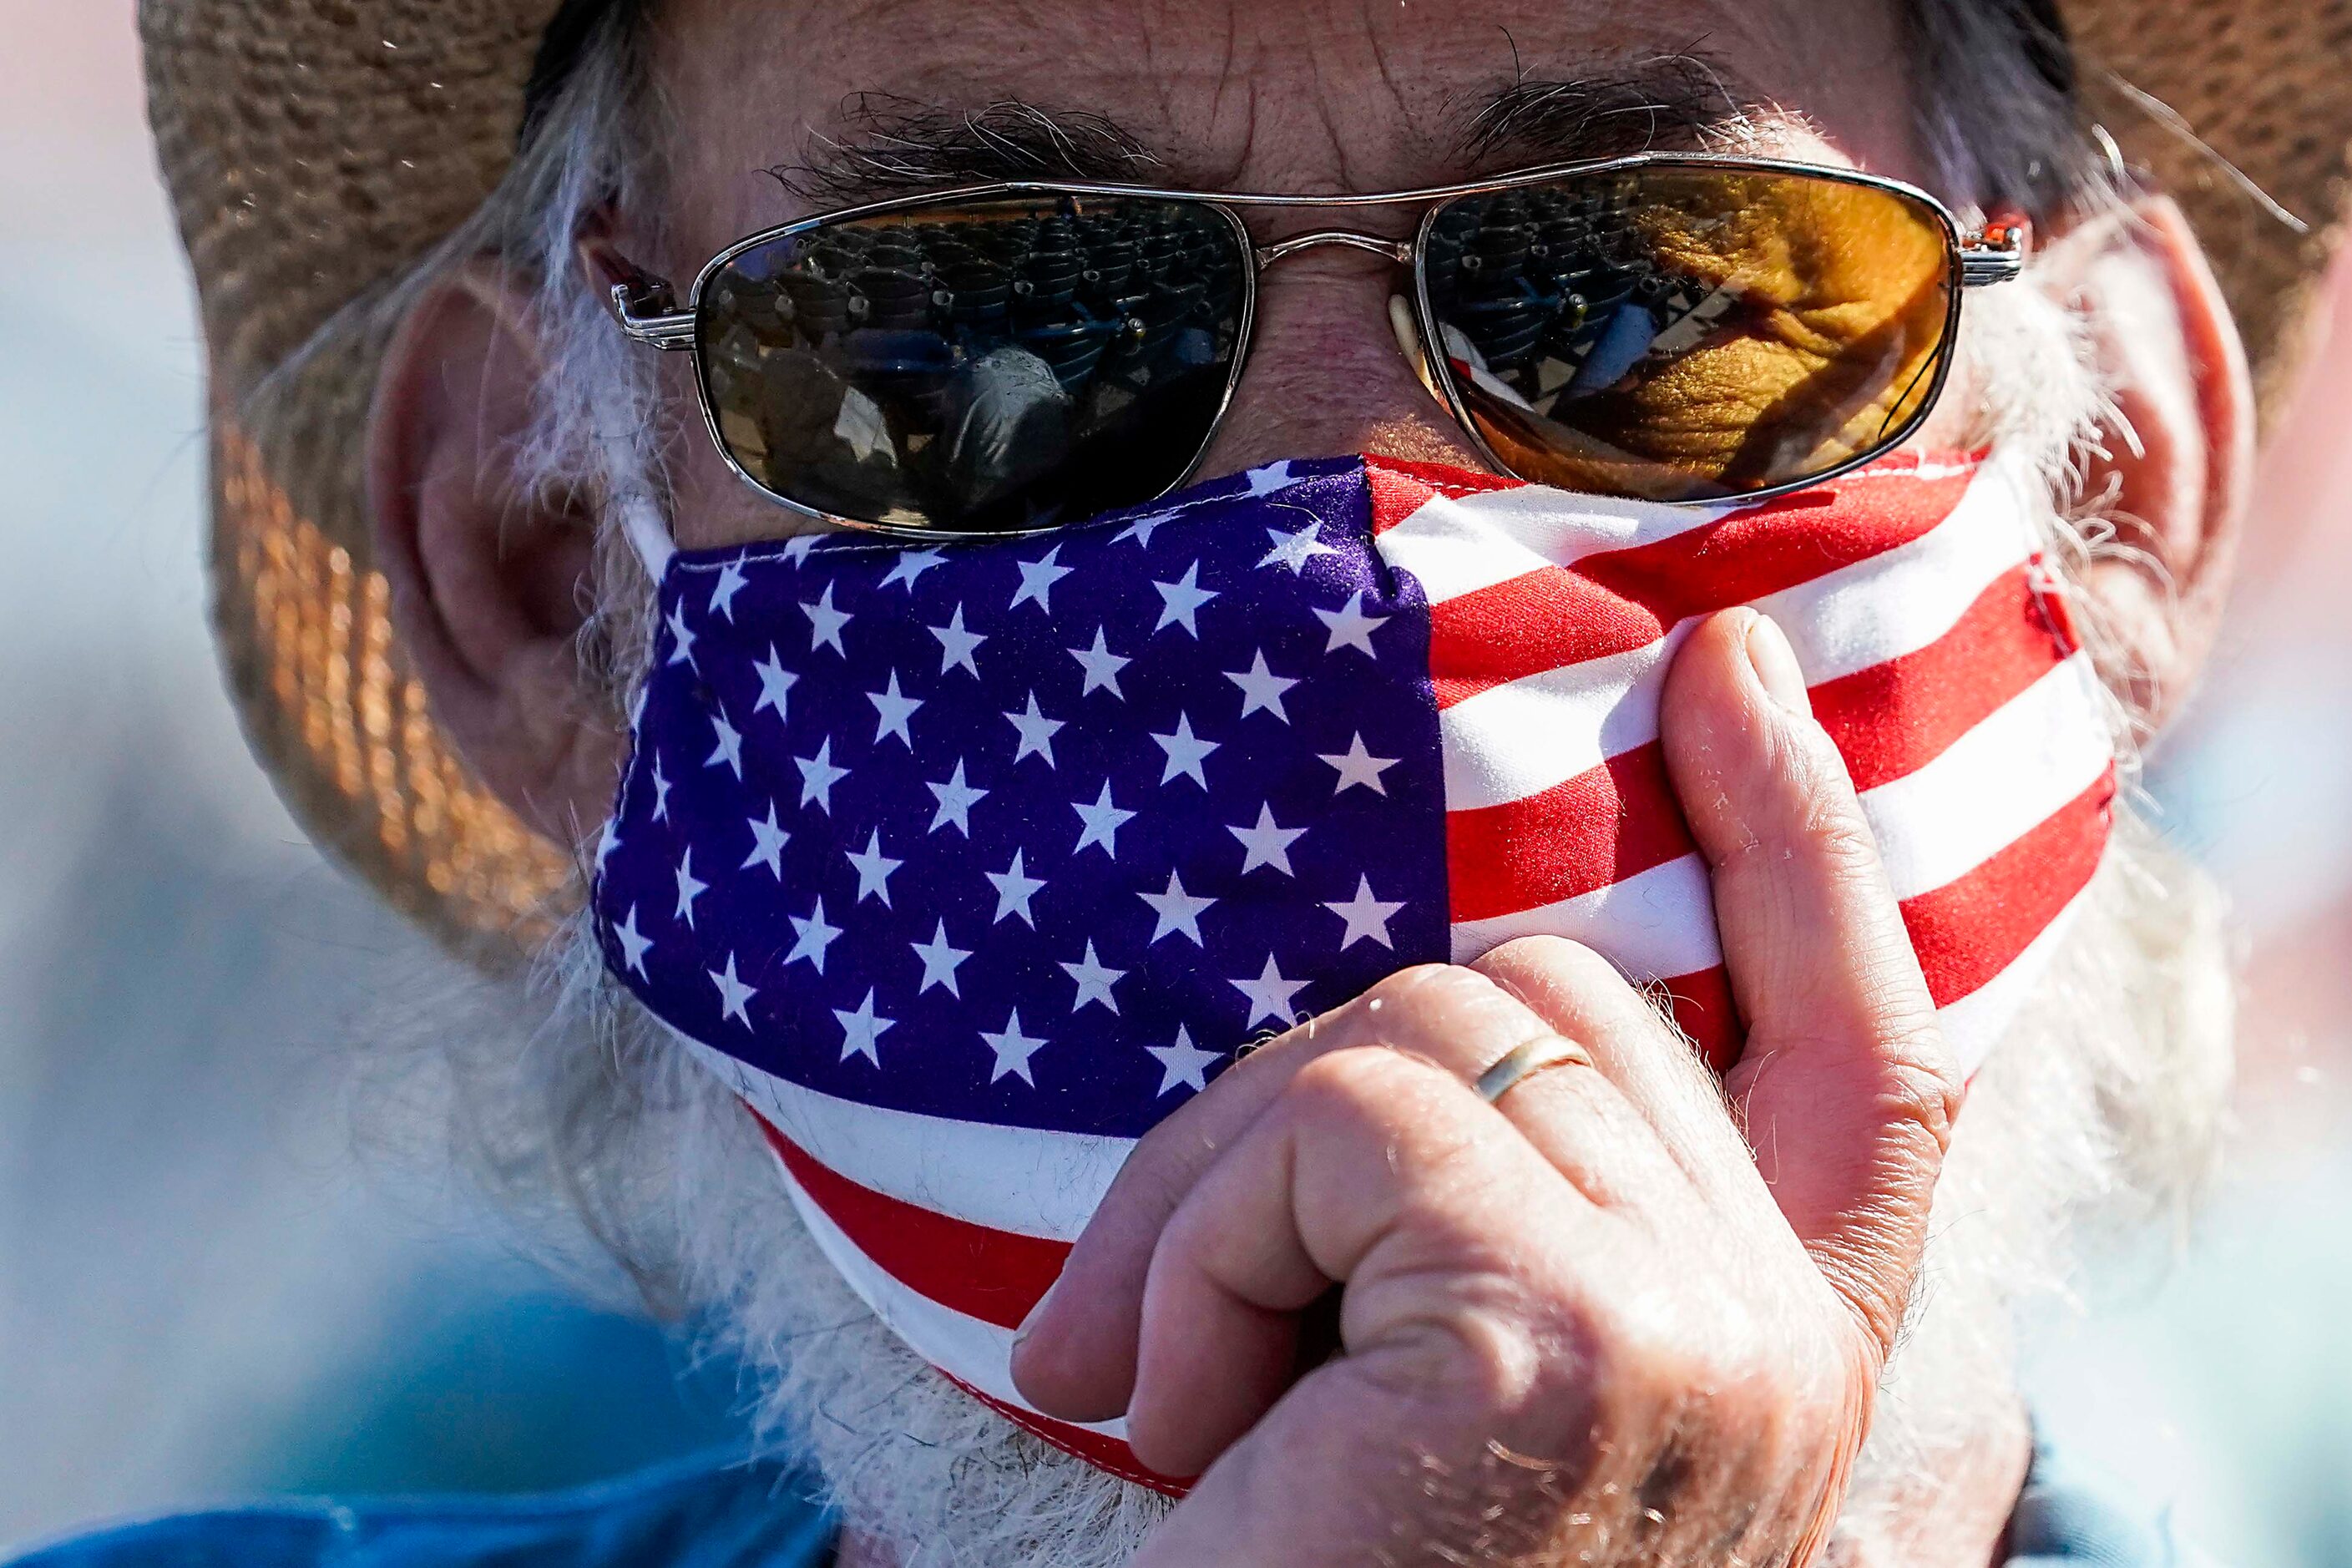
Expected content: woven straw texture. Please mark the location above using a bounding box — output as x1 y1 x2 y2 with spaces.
139 0 2352 955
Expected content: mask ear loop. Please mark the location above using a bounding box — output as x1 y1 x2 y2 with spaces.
616 488 677 578
597 427 675 579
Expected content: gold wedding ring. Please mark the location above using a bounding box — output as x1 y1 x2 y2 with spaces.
1474 1039 1596 1105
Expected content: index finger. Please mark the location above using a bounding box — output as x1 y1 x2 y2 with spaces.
1008 962 1566 1419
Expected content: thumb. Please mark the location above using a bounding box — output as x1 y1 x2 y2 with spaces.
1662 608 1959 1354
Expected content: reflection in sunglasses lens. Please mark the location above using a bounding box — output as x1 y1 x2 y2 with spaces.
699 195 1249 534
1422 169 1955 501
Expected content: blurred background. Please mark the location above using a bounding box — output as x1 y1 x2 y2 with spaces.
1 3 2346 1559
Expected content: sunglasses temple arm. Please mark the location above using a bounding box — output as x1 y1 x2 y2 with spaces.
583 236 697 349
1958 217 2031 286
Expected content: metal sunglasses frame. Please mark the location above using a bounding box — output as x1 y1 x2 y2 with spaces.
604 151 2029 539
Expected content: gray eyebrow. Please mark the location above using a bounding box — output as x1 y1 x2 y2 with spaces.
769 94 1165 203
1460 53 1756 164
768 53 1755 204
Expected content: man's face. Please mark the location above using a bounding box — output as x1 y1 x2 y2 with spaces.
630 0 1966 551
351 0 2258 1557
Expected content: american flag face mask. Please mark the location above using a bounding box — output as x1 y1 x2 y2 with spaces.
590 448 2113 1488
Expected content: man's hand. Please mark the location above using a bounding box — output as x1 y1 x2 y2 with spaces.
1007 609 1960 1566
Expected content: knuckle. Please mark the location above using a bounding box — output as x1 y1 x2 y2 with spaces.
1283 1043 1450 1125
1349 963 1529 1061
1277 1047 1496 1185
1798 792 1887 877
1874 1024 1965 1160
1359 961 1503 1019
1473 933 1622 997
1358 1303 1552 1414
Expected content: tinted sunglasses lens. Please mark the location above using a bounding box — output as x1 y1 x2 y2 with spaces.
1421 168 1955 501
697 195 1249 533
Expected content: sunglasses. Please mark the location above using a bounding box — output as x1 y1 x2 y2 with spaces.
602 154 2027 538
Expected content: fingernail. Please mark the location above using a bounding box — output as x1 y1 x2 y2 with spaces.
1744 611 1813 717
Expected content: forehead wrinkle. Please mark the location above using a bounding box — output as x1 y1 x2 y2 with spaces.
765 65 1793 214
648 0 1924 260
780 49 1761 203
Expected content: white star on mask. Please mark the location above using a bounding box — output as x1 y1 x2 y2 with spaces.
751 645 797 722
1313 589 1390 658
1148 1025 1222 1094
1258 518 1339 574
706 709 744 778
878 549 946 593
1229 802 1308 876
1324 875 1407 949
650 756 672 822
1061 940 1125 1014
1151 714 1220 788
910 920 974 996
610 905 652 977
987 850 1046 926
834 989 896 1065
1114 510 1177 549
787 898 842 974
929 604 988 677
1224 650 1299 722
1152 563 1219 637
743 802 789 878
867 670 923 747
1071 781 1136 857
673 848 708 927
1231 953 1309 1028
1004 693 1065 767
928 760 989 836
802 583 852 655
796 739 848 813
665 602 697 668
980 1010 1049 1085
1010 544 1074 613
845 828 903 906
709 559 749 621
709 953 757 1027
1139 868 1216 946
1242 459 1295 496
1319 732 1401 795
1068 628 1131 698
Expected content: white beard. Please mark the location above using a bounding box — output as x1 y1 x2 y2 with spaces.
444 267 2231 1568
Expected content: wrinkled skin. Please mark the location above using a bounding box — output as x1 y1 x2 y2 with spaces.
367 0 2255 1561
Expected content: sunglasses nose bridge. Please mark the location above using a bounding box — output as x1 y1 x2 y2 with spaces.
1252 229 1416 271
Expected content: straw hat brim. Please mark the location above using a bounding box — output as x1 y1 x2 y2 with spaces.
139 0 2352 958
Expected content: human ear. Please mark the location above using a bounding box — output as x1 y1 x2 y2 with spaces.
2038 193 2255 726
367 260 625 852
